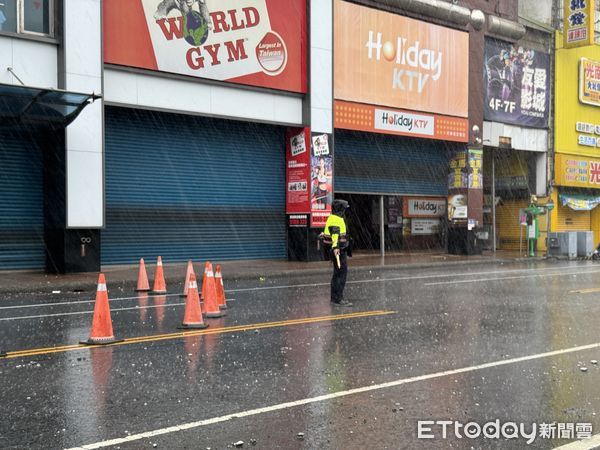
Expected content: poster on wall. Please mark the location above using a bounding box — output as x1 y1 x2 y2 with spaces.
334 0 469 119
484 39 550 128
448 150 468 189
310 134 333 227
103 0 307 93
285 128 311 214
388 197 402 228
468 148 483 189
448 194 468 220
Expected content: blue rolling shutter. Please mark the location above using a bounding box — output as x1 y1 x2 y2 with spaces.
0 130 44 269
102 107 286 265
334 130 451 196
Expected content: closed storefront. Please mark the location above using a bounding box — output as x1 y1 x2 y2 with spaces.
0 130 44 269
496 199 528 251
335 131 449 197
102 107 287 264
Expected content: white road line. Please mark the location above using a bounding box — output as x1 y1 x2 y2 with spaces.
0 265 588 311
553 433 600 449
424 269 600 286
0 302 185 322
66 341 600 450
0 293 182 311
229 265 590 293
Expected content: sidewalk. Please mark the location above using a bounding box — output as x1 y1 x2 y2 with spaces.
0 250 541 295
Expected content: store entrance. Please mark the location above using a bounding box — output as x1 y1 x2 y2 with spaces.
335 194 446 254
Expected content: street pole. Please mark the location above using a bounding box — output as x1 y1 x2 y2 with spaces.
492 148 496 253
380 195 385 259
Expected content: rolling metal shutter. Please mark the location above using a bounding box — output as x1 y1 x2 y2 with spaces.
334 130 450 196
0 130 44 269
496 199 528 250
556 202 591 232
102 107 286 264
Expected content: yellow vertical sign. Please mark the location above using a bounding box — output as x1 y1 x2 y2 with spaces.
564 0 595 48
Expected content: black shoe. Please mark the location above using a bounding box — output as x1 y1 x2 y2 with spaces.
332 300 353 307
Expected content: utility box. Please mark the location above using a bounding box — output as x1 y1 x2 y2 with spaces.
547 232 577 259
577 231 594 258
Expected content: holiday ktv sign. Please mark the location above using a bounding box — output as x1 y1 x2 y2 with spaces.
104 0 307 93
333 0 469 142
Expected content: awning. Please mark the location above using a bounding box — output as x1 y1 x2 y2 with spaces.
0 83 99 128
559 194 600 211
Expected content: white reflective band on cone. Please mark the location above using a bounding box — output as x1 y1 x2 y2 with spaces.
189 281 198 289
97 283 107 292
207 271 214 277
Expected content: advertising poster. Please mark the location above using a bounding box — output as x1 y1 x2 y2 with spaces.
388 197 402 228
104 0 307 93
484 39 550 128
285 128 311 214
448 150 468 189
468 148 483 189
448 194 468 220
310 134 333 227
580 58 600 107
564 0 595 48
334 0 469 119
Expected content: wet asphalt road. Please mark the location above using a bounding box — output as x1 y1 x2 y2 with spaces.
3 261 600 448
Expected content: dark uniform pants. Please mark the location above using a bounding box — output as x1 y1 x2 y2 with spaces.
331 250 348 303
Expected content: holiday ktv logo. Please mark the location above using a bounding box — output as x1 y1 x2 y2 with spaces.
365 30 443 93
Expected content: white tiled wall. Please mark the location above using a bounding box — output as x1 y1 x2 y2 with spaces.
0 36 57 87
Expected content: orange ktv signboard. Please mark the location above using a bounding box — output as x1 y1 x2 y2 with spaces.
334 0 469 141
104 0 307 93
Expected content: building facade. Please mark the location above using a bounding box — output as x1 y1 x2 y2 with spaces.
0 0 552 272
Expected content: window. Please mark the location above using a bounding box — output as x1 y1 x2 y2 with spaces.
0 0 52 36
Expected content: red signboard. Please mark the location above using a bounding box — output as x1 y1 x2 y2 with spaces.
286 128 311 214
104 0 307 93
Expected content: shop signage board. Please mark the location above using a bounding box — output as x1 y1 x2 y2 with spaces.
563 0 595 48
334 0 469 119
448 194 468 220
285 128 311 214
334 101 468 143
580 58 600 107
483 39 550 128
555 47 600 157
103 0 307 93
403 198 446 218
411 219 440 235
555 153 600 188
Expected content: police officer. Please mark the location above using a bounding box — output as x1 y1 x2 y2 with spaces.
324 199 352 307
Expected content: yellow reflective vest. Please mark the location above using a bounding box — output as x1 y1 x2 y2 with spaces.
324 213 347 249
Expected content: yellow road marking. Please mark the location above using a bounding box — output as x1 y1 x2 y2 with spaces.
1 310 396 360
570 288 600 294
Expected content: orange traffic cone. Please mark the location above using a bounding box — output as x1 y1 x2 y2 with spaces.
180 260 194 297
81 274 122 345
135 258 150 292
151 256 167 294
202 262 226 318
178 271 209 330
215 265 228 310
